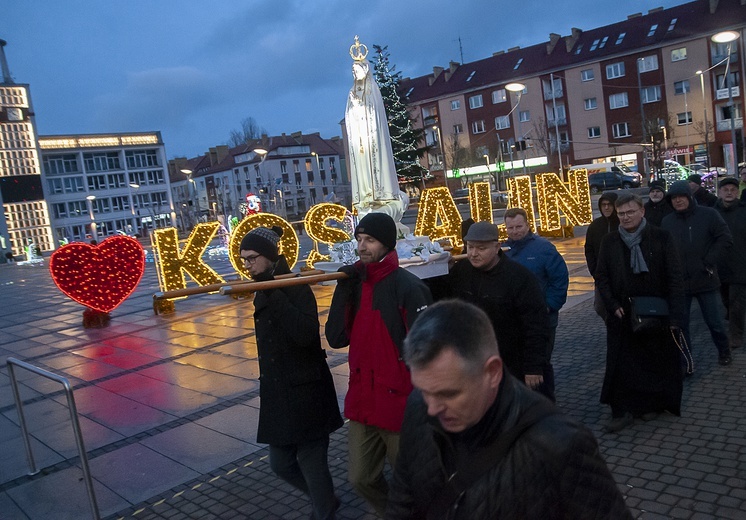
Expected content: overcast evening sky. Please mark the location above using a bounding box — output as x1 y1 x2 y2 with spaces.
3 0 684 159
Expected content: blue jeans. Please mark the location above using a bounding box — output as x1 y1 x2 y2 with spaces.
269 436 337 520
683 290 730 358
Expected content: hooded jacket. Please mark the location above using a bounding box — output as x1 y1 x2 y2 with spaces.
584 192 619 277
326 250 432 432
661 181 732 294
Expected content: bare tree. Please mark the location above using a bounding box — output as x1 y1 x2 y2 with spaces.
228 117 267 147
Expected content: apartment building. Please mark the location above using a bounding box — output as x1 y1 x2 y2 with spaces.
169 131 350 227
0 39 54 258
38 132 174 243
400 0 745 188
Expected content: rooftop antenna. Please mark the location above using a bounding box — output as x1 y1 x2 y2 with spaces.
0 39 14 84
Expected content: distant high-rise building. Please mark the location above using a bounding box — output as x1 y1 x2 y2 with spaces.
0 39 54 258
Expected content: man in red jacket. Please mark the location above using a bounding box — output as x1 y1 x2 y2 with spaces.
326 212 432 517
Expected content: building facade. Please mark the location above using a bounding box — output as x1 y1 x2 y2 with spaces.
0 39 55 258
169 131 350 228
399 0 745 189
38 132 174 243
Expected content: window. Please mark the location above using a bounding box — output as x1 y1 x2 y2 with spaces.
606 62 625 79
647 24 658 37
83 152 121 172
111 196 130 211
667 18 677 32
519 110 530 122
125 150 159 169
590 39 601 52
677 112 693 125
615 32 626 45
609 92 629 109
674 80 690 95
146 170 164 184
584 97 598 110
67 200 87 216
469 95 483 109
671 47 687 62
450 99 461 110
53 203 67 219
612 122 631 138
472 120 486 134
574 43 583 55
64 177 85 193
598 36 609 49
453 124 463 135
43 154 79 175
107 173 126 188
466 71 476 82
48 178 63 194
588 126 601 138
495 116 510 130
641 86 662 103
88 174 108 190
637 55 659 72
492 89 507 104
581 69 595 81
513 58 523 70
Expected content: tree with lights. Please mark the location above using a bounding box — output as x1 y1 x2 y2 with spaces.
371 45 429 185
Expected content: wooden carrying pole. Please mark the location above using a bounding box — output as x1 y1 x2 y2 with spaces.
154 270 324 300
220 271 347 296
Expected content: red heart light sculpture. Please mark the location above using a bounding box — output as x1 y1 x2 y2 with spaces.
49 236 146 313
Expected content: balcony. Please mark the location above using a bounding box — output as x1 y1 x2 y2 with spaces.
716 86 740 100
716 118 744 131
550 143 571 153
543 88 564 100
547 117 567 127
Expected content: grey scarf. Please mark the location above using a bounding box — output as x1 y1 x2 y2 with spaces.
618 218 648 274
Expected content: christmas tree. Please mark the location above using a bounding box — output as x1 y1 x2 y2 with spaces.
371 45 429 184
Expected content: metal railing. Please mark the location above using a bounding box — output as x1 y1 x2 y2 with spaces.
6 357 100 520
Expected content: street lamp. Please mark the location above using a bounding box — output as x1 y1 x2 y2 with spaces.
505 82 527 174
85 195 98 242
483 154 493 189
712 30 740 175
696 70 712 169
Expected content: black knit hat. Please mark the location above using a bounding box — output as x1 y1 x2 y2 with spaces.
240 226 283 261
719 177 739 189
687 173 703 185
649 180 666 193
355 213 397 250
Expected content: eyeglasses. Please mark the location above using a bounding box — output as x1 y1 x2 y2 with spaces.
617 209 641 218
242 254 261 265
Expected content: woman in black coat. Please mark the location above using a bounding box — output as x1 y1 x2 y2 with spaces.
594 193 686 433
241 227 343 519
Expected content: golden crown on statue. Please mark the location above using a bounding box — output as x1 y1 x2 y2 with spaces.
349 35 368 61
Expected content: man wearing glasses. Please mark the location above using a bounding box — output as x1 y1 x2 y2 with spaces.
240 226 343 519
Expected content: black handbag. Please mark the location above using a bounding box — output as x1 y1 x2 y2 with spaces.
629 296 669 334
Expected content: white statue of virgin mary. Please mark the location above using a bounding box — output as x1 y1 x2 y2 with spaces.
345 36 407 221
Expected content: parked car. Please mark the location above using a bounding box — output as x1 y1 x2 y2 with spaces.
587 171 641 194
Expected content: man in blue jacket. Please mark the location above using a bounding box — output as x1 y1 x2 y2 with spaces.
662 180 733 366
504 207 569 401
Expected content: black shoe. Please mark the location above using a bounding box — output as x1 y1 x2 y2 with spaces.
603 413 633 433
719 354 733 366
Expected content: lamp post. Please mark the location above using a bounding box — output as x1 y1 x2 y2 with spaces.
253 148 271 213
712 30 741 175
85 195 98 243
637 58 649 178
505 82 526 175
483 154 492 188
695 71 712 169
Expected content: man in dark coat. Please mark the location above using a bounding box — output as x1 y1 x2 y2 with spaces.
662 181 733 366
687 173 718 207
437 221 550 397
326 212 432 517
595 192 686 432
715 177 746 350
241 226 343 520
584 192 619 320
387 300 632 520
643 180 673 226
